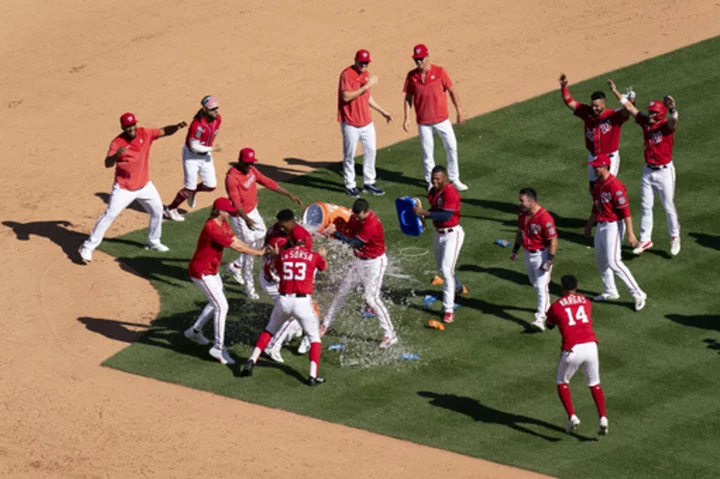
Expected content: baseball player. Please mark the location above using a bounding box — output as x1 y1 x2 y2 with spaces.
183 197 267 365
224 148 302 299
546 274 609 436
403 44 468 191
261 210 318 363
584 154 647 311
511 188 558 331
165 96 222 222
241 242 328 386
320 198 397 349
608 80 681 256
78 113 187 263
559 73 633 188
413 165 467 324
338 49 393 198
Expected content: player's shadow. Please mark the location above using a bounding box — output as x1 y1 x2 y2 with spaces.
702 338 720 355
689 232 720 251
417 391 594 442
3 219 89 264
665 314 720 333
77 317 150 343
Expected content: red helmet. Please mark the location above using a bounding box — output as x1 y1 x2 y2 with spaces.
647 100 667 119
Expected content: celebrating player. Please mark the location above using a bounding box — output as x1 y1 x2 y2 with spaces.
559 73 633 188
224 148 302 299
511 188 558 331
338 49 393 197
78 113 187 263
241 241 328 386
608 80 681 256
403 44 468 191
546 274 609 436
413 165 468 324
584 154 647 311
184 198 267 365
165 95 222 222
321 198 397 349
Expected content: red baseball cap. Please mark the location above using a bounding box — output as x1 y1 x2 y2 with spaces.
412 44 429 59
648 100 667 118
238 147 258 163
120 112 137 128
589 154 611 168
355 49 372 63
213 197 236 213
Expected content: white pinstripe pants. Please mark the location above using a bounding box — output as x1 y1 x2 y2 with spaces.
523 249 552 321
190 273 229 349
434 226 465 312
594 221 644 298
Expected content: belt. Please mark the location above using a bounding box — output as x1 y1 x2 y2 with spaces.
280 293 308 297
358 256 374 261
597 220 616 224
526 248 545 253
436 228 455 234
646 164 668 170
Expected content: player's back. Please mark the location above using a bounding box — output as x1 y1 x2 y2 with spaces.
277 246 326 295
548 293 597 351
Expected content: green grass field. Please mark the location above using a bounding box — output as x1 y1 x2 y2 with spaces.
97 37 720 478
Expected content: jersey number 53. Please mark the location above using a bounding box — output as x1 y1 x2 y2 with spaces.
282 262 307 281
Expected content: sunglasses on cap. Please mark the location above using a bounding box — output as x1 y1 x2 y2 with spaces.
358 62 369 66
209 107 219 111
414 57 426 62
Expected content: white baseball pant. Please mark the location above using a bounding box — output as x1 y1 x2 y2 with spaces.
229 208 267 294
341 122 377 189
83 181 163 251
259 272 303 350
323 254 395 338
266 294 322 376
523 249 552 322
418 119 460 184
433 226 465 312
639 163 680 243
556 342 600 387
190 273 229 350
182 145 217 189
594 221 644 298
587 151 620 182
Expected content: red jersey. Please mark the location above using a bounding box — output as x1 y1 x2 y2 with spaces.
225 166 279 214
573 105 628 155
428 183 461 228
636 116 675 166
108 127 163 191
263 223 289 282
276 246 327 295
337 66 372 127
346 211 386 259
592 174 631 222
546 293 598 352
188 218 235 279
518 207 557 251
403 65 453 125
185 113 222 150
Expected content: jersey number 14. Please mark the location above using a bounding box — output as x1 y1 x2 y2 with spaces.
282 262 307 281
564 306 589 326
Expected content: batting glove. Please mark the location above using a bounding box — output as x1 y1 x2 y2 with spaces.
625 86 636 103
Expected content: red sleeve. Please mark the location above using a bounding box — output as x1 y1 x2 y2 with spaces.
216 114 223 128
546 304 558 327
148 128 163 140
225 172 244 214
573 104 592 118
253 167 279 191
612 184 631 218
189 119 203 140
543 212 558 240
440 67 453 90
207 223 234 248
402 72 413 94
315 254 327 272
339 69 353 92
443 187 461 211
107 138 120 157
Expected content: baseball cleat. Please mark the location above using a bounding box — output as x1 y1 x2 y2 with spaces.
164 206 185 222
344 186 360 198
456 285 469 295
240 359 254 377
362 184 386 196
78 246 93 263
184 328 210 346
298 336 311 354
264 347 284 364
598 416 609 436
451 180 469 191
209 346 235 365
244 287 260 301
593 293 620 302
379 335 398 349
670 236 681 256
632 240 653 255
308 376 326 387
634 292 648 312
531 319 546 332
187 191 197 209
442 312 455 324
225 262 245 286
431 275 444 286
566 414 581 434
145 242 170 252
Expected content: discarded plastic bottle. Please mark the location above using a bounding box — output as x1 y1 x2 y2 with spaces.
400 353 420 360
328 344 346 351
495 239 511 248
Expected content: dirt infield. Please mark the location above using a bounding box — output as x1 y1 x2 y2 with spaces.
1 0 718 477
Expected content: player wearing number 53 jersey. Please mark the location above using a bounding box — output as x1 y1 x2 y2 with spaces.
546 274 608 436
242 242 328 386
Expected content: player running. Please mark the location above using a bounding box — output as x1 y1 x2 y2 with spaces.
546 274 609 436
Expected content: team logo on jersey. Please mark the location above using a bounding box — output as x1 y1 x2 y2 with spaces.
601 192 612 203
651 131 663 144
616 191 623 196
548 227 556 236
599 120 612 134
618 197 626 205
437 198 444 208
530 224 541 235
546 222 553 228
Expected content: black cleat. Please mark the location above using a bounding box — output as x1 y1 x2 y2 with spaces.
308 376 326 387
344 187 360 198
362 184 385 196
240 359 254 377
